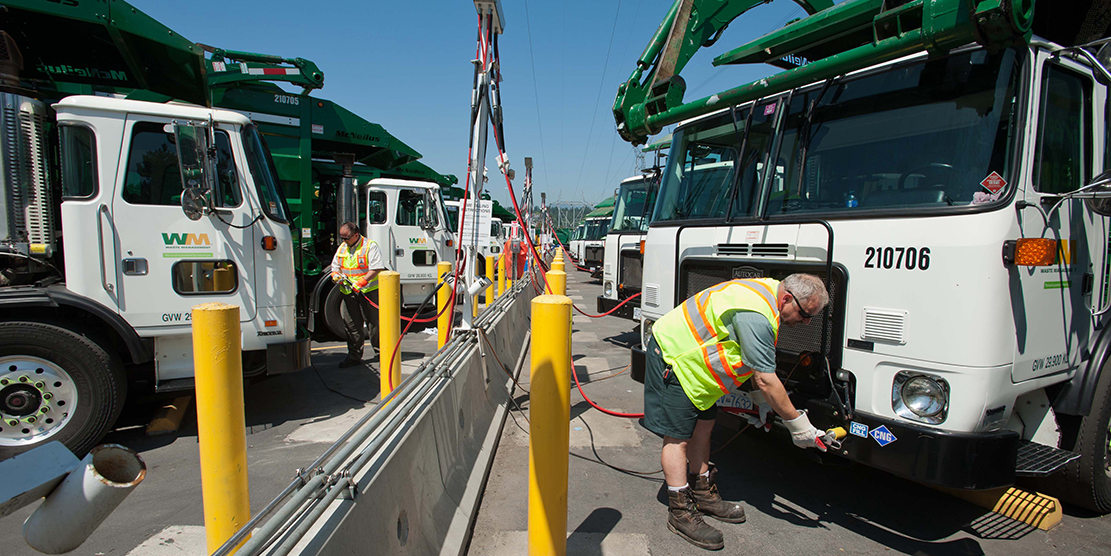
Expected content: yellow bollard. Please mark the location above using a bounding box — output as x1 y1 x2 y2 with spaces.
378 271 401 398
486 255 495 307
437 261 452 349
551 260 565 272
473 262 480 318
498 253 506 297
192 302 250 554
545 269 566 296
529 295 572 556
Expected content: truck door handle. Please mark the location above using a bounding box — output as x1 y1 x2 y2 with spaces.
395 248 405 257
122 258 148 276
97 205 114 292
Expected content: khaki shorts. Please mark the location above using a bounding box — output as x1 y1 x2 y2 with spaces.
642 336 716 440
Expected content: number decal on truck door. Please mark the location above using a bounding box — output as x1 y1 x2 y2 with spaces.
864 247 930 270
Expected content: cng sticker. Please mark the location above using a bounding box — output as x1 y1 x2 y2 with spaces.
870 425 897 447
849 422 869 438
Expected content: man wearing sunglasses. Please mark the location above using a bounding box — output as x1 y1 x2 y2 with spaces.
642 273 829 550
331 222 386 368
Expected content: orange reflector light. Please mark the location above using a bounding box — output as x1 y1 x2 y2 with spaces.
261 236 277 251
265 320 278 327
1003 238 1057 266
639 240 645 255
446 239 454 247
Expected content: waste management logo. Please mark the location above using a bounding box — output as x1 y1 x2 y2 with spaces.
162 233 213 258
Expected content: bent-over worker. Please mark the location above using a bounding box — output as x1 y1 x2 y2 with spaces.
331 221 386 368
643 274 830 551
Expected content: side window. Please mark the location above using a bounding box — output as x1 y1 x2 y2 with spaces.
367 191 387 224
1034 65 1091 194
60 125 98 198
122 122 241 207
396 189 436 227
172 260 238 295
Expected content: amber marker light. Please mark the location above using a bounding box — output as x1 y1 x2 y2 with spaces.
639 240 645 255
261 236 277 251
1002 238 1057 266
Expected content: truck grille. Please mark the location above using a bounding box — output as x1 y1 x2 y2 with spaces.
680 259 845 369
619 250 642 296
585 246 604 264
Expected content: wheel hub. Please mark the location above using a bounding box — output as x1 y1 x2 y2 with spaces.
1 384 42 416
0 356 77 446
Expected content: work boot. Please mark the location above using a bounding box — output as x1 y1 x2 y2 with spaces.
667 487 724 551
690 466 746 523
338 356 362 368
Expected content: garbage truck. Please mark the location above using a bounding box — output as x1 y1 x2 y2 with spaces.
615 0 1111 511
0 3 308 459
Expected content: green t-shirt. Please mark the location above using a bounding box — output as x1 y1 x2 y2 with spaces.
722 310 776 373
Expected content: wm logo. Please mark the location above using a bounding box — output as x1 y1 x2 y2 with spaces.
1058 239 1075 265
162 233 210 246
409 237 428 245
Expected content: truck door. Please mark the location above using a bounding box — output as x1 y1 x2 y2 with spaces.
1013 56 1097 382
108 118 257 329
393 188 441 281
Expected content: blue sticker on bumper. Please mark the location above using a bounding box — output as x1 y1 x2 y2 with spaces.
849 421 869 438
870 425 897 447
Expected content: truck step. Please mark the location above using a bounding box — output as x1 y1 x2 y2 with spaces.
1014 440 1080 477
155 378 195 394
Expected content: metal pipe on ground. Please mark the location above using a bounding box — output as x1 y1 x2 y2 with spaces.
22 444 146 554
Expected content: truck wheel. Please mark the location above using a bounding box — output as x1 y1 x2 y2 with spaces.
0 322 126 460
323 286 379 347
1050 366 1111 513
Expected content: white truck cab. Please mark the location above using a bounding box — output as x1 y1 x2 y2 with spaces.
599 171 660 320
1 95 307 459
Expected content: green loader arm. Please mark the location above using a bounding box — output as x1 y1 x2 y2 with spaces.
613 0 833 145
613 0 1035 146
200 44 324 92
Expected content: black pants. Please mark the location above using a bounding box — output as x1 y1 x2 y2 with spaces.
340 289 376 359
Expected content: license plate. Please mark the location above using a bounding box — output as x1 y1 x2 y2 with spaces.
716 391 755 411
633 307 642 320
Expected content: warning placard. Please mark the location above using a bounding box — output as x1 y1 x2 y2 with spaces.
461 200 493 246
981 171 1006 194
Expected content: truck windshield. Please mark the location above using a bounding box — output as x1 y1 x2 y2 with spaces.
585 218 609 240
655 47 1023 221
242 125 289 224
611 177 658 232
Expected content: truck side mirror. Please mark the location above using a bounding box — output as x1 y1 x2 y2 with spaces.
1085 169 1111 216
420 191 437 230
171 121 216 219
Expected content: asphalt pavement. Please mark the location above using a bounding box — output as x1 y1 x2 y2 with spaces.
466 268 1111 556
0 321 444 555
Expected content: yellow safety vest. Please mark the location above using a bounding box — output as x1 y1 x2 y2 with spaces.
653 278 780 410
334 237 380 294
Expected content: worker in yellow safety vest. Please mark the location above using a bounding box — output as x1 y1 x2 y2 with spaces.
643 274 829 551
331 222 386 368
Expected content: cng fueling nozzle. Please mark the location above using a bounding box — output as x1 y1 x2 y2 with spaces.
816 427 847 451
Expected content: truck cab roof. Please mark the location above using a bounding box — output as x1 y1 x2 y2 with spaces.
54 95 252 126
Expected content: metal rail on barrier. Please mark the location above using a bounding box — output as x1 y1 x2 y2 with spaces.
213 278 531 556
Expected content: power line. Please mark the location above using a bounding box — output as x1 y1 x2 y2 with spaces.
522 0 551 189
574 0 624 189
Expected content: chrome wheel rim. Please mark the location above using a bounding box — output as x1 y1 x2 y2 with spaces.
0 355 78 447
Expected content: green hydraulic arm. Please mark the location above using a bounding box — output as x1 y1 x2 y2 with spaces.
200 44 325 93
613 0 1034 145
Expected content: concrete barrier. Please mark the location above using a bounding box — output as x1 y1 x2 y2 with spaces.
230 279 534 556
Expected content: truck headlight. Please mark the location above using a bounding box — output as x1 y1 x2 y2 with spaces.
604 281 613 297
892 371 949 424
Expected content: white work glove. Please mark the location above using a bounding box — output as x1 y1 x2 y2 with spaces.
743 391 775 432
783 410 827 452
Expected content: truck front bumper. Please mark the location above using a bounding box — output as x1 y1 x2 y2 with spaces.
820 410 1019 490
597 295 638 320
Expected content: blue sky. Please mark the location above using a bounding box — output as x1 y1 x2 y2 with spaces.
142 0 821 208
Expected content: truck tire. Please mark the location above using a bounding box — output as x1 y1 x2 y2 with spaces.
323 286 379 347
1048 365 1111 513
0 322 126 460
